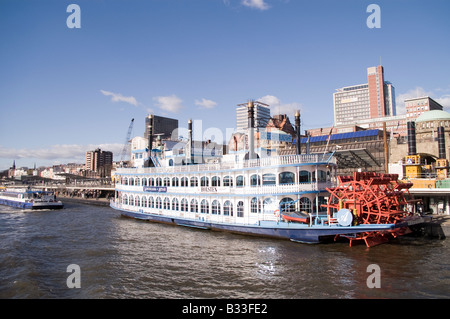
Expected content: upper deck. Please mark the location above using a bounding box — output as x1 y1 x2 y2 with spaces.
115 153 336 176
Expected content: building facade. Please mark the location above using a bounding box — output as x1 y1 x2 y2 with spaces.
405 96 443 122
144 115 179 141
236 103 271 132
333 65 396 126
85 148 113 177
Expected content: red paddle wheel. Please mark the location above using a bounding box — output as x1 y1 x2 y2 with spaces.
324 172 415 247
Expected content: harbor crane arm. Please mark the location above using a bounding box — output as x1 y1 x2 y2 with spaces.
120 118 134 162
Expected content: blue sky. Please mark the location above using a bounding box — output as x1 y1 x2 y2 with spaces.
1 0 450 170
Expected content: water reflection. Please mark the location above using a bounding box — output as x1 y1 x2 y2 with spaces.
0 203 449 298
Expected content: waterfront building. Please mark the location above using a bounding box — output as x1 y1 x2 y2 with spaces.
144 115 179 142
390 110 450 166
85 148 113 177
405 96 443 122
333 65 396 126
236 103 271 132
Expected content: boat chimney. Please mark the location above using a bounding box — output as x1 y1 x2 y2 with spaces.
438 126 446 159
295 110 301 155
188 119 193 164
147 114 154 167
407 121 417 156
248 100 255 160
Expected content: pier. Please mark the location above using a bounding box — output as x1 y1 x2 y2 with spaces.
33 183 115 207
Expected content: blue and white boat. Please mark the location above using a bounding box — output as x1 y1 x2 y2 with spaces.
110 101 421 245
0 187 64 210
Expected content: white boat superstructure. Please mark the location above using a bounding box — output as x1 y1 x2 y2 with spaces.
0 187 64 210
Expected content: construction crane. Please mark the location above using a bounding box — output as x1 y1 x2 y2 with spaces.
120 118 134 164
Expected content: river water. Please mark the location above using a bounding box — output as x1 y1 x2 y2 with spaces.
0 200 449 299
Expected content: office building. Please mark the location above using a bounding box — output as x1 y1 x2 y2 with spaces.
333 65 396 126
236 103 271 131
85 148 113 176
144 115 179 141
405 96 443 122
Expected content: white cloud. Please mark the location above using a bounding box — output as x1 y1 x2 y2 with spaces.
195 98 217 109
258 95 301 116
153 95 184 113
100 90 139 106
242 0 270 10
436 95 450 109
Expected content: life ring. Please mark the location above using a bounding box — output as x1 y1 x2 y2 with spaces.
274 209 280 218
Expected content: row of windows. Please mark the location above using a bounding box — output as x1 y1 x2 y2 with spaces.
120 194 327 215
120 170 330 187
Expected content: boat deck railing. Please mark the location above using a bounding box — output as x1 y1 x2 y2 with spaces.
116 153 335 175
115 181 333 195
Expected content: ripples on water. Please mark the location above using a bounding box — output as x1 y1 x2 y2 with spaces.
0 202 449 299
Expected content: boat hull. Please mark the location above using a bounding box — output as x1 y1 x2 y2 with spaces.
115 206 411 244
0 198 63 210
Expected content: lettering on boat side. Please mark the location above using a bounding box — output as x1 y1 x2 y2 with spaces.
143 186 167 193
200 187 217 193
181 303 268 316
66 264 81 288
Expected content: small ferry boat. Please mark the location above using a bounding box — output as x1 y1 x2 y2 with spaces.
110 101 426 246
0 187 64 210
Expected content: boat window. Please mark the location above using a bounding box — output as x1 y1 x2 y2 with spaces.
299 197 312 214
172 198 179 211
181 198 188 212
143 196 148 207
156 178 162 187
149 197 154 208
280 197 295 213
262 173 276 185
223 200 233 216
237 201 244 217
172 177 179 187
236 175 245 187
263 197 276 214
251 197 261 213
150 178 155 186
135 178 141 186
223 176 233 187
315 196 327 213
279 172 295 185
135 196 141 206
212 200 220 215
122 194 128 205
201 176 209 187
250 174 261 187
201 199 209 214
164 178 170 187
190 199 198 213
129 195 134 205
211 176 220 187
163 197 170 210
156 197 162 209
142 178 148 186
317 170 327 182
299 170 311 183
181 177 188 187
190 177 199 187
130 178 135 186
